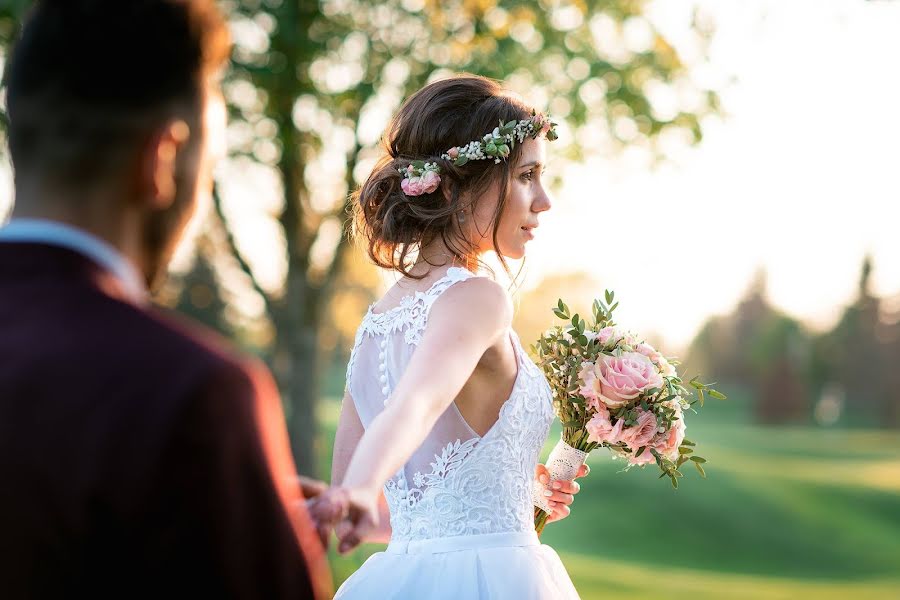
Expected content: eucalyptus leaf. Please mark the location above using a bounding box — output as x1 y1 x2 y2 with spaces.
695 462 706 478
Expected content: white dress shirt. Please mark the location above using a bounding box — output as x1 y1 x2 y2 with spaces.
0 218 148 305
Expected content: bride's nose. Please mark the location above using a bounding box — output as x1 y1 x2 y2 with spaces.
532 188 552 213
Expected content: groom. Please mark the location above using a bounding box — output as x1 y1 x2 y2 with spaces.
0 1 330 598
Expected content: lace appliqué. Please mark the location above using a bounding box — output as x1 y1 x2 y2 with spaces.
412 438 480 488
383 339 555 541
345 267 474 404
355 267 473 346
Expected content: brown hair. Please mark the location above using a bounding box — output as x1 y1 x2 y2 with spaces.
4 0 231 187
352 75 534 279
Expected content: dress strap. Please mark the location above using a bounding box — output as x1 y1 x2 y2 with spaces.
419 267 475 312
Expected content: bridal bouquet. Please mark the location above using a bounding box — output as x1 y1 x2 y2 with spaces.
533 291 725 534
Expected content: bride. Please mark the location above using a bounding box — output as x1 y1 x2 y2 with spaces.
314 75 587 599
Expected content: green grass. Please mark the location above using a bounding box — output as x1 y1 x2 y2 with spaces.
314 398 900 598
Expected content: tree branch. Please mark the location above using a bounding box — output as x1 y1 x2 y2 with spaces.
212 184 277 320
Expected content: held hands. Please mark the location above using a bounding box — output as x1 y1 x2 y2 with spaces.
307 485 380 555
301 462 588 552
535 462 589 523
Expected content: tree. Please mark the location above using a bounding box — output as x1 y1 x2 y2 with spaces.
685 268 812 424
2 0 721 474
811 256 896 427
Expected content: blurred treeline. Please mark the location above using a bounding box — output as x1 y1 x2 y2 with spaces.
511 258 900 430
687 256 900 429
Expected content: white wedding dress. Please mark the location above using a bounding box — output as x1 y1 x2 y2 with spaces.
335 267 580 599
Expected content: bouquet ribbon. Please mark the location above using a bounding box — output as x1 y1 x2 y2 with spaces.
533 437 589 514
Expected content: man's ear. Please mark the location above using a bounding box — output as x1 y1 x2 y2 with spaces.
141 120 190 211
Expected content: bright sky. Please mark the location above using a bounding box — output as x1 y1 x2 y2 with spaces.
521 0 900 350
2 0 898 352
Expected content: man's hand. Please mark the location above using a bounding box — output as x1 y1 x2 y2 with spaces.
535 462 590 523
297 475 328 499
294 475 330 547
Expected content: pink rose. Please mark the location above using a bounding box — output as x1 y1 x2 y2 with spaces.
659 358 677 377
619 408 659 452
589 352 664 408
636 342 661 363
585 405 625 445
596 327 637 348
401 177 425 196
420 170 441 194
447 147 459 159
653 415 686 462
596 326 619 346
578 361 603 410
636 342 677 377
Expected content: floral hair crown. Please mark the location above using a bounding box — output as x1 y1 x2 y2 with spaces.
398 111 557 197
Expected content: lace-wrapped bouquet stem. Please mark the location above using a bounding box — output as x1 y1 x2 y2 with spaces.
532 291 726 535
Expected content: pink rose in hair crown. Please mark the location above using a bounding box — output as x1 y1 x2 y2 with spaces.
580 352 664 409
399 161 441 197
420 170 440 193
401 178 425 196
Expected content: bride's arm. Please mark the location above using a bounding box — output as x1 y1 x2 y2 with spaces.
339 278 511 504
330 389 392 544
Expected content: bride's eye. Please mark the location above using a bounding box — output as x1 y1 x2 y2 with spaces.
520 169 534 182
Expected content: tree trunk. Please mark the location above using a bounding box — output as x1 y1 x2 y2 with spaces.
284 320 320 478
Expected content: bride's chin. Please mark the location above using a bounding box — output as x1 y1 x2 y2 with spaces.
499 246 526 260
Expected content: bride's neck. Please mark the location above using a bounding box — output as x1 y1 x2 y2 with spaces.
409 241 480 278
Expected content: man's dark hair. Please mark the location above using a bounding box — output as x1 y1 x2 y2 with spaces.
3 0 231 186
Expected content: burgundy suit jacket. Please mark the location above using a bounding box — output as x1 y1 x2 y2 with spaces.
0 243 332 599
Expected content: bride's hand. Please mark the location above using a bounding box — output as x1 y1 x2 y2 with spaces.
309 486 380 554
535 463 590 523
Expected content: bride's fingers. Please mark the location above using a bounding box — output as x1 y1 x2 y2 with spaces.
337 524 362 555
548 503 570 523
549 479 580 495
534 463 550 486
335 519 354 541
576 463 590 478
547 490 575 506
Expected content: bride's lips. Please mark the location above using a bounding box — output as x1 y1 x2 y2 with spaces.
521 225 537 240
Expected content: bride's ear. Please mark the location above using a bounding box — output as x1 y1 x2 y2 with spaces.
440 179 453 204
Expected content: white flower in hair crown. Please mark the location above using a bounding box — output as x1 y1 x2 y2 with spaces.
398 111 558 197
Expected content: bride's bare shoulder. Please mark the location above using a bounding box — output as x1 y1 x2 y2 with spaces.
429 275 513 334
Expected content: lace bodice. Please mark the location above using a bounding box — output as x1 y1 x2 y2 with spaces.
345 267 554 541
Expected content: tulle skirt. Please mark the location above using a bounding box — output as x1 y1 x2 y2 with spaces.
334 531 580 599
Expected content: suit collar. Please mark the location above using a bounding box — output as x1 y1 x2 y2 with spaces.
0 219 148 306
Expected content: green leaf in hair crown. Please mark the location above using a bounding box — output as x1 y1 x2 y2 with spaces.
441 113 558 167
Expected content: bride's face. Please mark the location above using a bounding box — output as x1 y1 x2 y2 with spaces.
466 138 551 260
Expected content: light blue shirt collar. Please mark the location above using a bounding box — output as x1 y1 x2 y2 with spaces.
0 218 148 304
